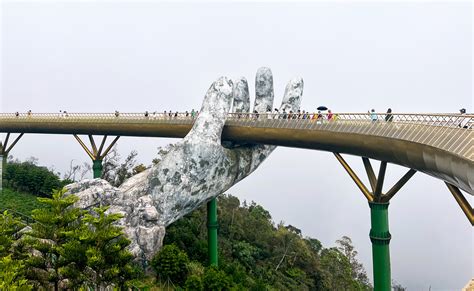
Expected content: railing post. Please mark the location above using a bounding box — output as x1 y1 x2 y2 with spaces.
92 159 103 179
207 198 218 267
369 201 391 291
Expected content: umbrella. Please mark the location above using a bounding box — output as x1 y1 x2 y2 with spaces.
317 106 328 111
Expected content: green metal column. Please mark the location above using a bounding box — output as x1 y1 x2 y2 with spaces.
207 198 218 267
92 159 103 178
369 201 391 291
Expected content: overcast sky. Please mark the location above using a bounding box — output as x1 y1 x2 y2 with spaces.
1 1 472 289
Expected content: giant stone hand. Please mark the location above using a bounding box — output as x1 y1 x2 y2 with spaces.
67 67 303 261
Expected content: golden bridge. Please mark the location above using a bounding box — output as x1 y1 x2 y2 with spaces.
0 111 472 290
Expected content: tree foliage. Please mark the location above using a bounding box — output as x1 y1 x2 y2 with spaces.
25 188 83 290
202 266 232 290
101 146 139 187
3 159 69 197
0 255 32 290
336 236 370 287
0 211 31 289
151 244 190 286
163 194 373 290
72 206 136 289
12 188 137 290
0 210 24 258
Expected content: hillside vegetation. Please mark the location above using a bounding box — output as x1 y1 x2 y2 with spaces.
158 194 371 290
0 156 373 290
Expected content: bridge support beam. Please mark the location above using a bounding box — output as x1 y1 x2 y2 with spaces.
73 134 119 179
445 183 474 226
0 133 24 192
334 153 416 291
207 198 218 267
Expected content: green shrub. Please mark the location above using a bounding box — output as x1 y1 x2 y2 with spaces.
185 274 203 290
4 161 67 197
203 266 232 291
151 244 189 286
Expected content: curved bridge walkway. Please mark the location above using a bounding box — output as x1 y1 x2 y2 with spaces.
0 112 472 290
0 112 472 212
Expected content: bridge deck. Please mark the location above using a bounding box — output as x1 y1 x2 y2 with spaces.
0 112 472 194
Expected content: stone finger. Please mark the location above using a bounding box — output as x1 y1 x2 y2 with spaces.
279 77 304 112
253 67 274 113
232 77 250 113
185 76 234 143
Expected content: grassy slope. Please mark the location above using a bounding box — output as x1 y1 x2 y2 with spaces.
0 188 44 216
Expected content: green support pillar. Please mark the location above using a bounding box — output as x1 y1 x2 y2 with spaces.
369 202 391 291
335 154 417 291
207 198 218 267
92 159 103 178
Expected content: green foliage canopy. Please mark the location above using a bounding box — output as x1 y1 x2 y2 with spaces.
4 160 69 197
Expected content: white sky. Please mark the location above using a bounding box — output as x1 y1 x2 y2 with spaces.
1 1 473 289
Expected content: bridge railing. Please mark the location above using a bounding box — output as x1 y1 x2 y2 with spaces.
0 112 472 159
225 113 474 129
224 113 473 161
0 112 472 129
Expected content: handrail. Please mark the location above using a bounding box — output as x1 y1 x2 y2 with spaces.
0 112 472 129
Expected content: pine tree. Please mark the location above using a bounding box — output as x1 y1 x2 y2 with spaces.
0 211 31 289
26 188 83 290
76 206 136 289
0 255 33 290
0 210 24 258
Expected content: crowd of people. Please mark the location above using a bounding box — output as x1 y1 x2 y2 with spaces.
126 109 198 119
8 108 470 128
235 108 336 122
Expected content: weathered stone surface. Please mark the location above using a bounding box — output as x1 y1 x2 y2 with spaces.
232 77 250 113
66 67 304 262
254 67 274 113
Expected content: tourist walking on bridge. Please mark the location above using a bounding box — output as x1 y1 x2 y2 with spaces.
274 108 279 119
267 109 272 119
369 109 377 122
385 108 393 122
458 108 468 128
327 109 333 121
